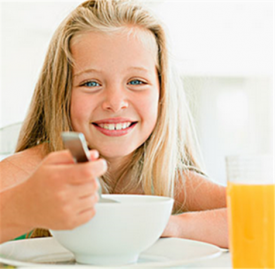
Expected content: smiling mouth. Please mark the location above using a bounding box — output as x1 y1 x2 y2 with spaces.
92 122 137 131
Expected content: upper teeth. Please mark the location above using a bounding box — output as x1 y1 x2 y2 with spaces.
98 122 132 130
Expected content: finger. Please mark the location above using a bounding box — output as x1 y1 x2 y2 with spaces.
72 181 99 198
52 159 107 185
72 159 107 184
76 194 99 214
76 207 97 226
89 150 99 161
43 150 75 165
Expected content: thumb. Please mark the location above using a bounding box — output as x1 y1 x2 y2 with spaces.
88 150 99 161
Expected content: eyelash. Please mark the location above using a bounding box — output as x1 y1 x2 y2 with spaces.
80 81 100 87
79 79 147 88
128 79 146 86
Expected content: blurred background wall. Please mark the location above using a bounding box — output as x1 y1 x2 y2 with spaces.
0 0 273 184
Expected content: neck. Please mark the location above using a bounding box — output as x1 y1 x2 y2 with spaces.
105 154 133 181
101 151 144 195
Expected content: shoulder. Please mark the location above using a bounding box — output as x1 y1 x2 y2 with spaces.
174 170 226 212
4 144 47 169
0 144 47 190
175 170 212 193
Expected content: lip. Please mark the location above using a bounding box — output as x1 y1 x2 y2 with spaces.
93 118 135 124
92 118 138 137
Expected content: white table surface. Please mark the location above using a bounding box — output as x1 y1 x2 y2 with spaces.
0 251 232 269
0 244 232 269
12 252 231 268
186 251 231 268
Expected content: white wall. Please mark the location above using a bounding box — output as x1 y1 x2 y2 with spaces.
0 1 83 127
184 76 273 185
158 1 273 77
0 1 273 184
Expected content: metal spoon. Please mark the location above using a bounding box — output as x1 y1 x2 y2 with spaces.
61 131 118 203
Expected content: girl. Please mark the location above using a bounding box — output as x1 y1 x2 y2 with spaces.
0 0 228 247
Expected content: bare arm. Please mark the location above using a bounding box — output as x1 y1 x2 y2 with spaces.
162 171 228 248
0 148 106 244
0 183 34 243
0 147 43 242
0 145 45 191
162 208 228 248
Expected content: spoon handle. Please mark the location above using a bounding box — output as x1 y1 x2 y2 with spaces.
61 132 102 197
61 132 90 163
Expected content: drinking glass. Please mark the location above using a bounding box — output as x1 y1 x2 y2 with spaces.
226 154 274 269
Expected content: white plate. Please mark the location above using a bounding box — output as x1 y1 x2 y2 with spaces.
0 237 222 268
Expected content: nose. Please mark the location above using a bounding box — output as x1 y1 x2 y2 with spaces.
102 87 128 112
102 85 128 112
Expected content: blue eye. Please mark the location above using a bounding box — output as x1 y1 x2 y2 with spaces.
82 81 100 87
129 80 143 85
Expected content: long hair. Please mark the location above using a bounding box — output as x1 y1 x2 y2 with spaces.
16 0 205 237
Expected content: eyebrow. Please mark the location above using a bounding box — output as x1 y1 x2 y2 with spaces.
129 66 149 72
73 68 102 78
73 66 149 78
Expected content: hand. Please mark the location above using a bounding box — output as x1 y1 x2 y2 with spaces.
160 210 229 248
17 150 107 231
161 215 178 238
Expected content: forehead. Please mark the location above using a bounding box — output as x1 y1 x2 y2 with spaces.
70 27 159 69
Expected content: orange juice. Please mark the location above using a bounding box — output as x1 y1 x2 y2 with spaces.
227 183 275 268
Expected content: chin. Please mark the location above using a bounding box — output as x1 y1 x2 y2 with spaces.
99 148 137 161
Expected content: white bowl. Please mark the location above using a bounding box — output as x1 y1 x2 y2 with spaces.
51 194 174 265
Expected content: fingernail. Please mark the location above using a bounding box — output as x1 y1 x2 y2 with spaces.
102 159 107 170
92 150 99 159
95 178 100 189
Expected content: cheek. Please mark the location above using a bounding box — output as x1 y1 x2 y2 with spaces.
139 90 159 127
70 92 89 126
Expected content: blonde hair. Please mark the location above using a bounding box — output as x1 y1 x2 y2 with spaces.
17 0 205 237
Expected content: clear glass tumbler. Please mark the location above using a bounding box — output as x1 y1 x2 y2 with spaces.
226 154 274 269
